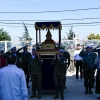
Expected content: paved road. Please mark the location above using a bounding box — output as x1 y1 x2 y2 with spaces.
28 70 99 100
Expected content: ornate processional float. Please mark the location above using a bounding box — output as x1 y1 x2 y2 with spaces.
34 21 62 90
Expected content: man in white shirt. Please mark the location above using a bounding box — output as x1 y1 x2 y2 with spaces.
74 44 83 82
0 54 28 100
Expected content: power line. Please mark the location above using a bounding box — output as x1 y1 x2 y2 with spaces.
1 17 100 21
1 24 100 27
0 7 100 13
0 25 32 27
1 21 100 25
0 22 33 25
65 24 100 27
63 22 100 25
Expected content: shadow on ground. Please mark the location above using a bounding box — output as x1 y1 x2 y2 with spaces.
28 70 99 100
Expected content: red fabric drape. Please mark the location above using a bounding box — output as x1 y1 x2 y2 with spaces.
0 55 7 68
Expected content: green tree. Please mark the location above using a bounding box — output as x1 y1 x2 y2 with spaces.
88 33 100 40
62 27 75 40
18 22 32 41
0 28 11 41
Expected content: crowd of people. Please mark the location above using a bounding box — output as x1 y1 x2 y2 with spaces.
0 43 100 100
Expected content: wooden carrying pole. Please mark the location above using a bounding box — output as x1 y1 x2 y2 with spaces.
59 28 61 48
39 29 41 44
36 29 38 48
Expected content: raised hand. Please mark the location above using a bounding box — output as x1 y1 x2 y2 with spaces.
57 54 60 59
37 54 40 59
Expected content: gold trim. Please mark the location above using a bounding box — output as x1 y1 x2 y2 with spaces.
35 24 62 30
37 51 58 55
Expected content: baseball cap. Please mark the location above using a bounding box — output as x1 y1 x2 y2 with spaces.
58 49 64 53
32 48 36 51
86 46 92 49
11 46 16 51
0 50 4 52
23 46 27 49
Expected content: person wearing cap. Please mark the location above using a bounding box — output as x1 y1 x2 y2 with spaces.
60 46 70 89
32 45 36 49
74 44 83 82
0 54 28 100
0 50 4 53
6 46 16 54
28 48 43 99
81 44 85 49
51 49 66 100
0 50 7 68
16 46 31 88
79 46 97 94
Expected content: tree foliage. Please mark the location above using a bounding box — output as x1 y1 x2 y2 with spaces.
88 33 100 40
0 28 11 41
18 22 32 41
62 27 74 40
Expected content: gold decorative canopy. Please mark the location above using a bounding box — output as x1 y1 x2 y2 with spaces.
35 22 62 30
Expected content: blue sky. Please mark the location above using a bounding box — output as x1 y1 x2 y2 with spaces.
0 0 100 41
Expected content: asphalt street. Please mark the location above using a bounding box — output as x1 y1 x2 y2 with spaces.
28 69 99 100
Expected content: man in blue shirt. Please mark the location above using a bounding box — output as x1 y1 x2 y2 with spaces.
0 54 28 100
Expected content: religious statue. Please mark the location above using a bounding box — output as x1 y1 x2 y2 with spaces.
44 29 54 43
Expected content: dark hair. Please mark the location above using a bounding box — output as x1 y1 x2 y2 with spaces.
77 44 80 46
81 44 84 46
7 54 17 64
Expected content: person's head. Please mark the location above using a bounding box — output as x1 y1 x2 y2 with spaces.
91 43 94 48
32 48 37 55
77 44 81 50
11 46 16 53
58 49 64 56
81 44 84 49
32 45 35 48
70 44 74 49
60 46 65 50
86 46 92 52
26 43 28 47
7 54 17 65
23 46 27 52
0 50 4 55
